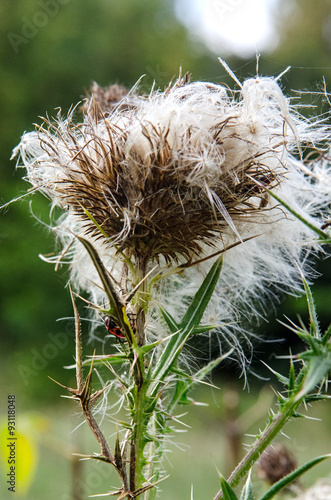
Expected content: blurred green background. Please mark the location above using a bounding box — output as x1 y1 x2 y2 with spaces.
1 0 331 498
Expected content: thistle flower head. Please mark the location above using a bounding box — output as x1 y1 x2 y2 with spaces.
12 65 331 364
14 74 308 264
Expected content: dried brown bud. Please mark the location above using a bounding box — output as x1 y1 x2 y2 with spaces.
258 443 297 485
80 82 135 119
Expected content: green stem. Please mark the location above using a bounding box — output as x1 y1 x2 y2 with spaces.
213 398 303 500
144 416 160 500
132 377 148 491
131 253 149 493
133 255 149 347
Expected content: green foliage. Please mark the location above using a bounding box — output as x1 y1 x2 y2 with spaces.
212 277 331 500
61 240 229 496
153 257 223 385
58 233 331 499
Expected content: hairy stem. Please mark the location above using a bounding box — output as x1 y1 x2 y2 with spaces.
130 255 150 493
133 255 149 347
131 378 148 491
213 398 303 500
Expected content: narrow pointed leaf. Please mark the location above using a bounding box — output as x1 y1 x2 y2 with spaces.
77 236 122 318
322 321 331 345
267 190 329 240
191 324 218 335
261 361 289 386
167 352 233 414
260 454 331 500
301 274 320 339
152 257 223 391
220 477 239 500
160 307 180 333
77 236 135 344
150 328 192 390
139 339 163 354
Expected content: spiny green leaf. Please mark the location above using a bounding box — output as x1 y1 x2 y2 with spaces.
305 393 331 403
297 352 331 399
259 454 331 500
294 364 307 387
159 315 217 336
193 352 233 382
191 324 218 335
220 477 239 500
150 328 192 392
322 321 331 346
172 379 195 406
296 331 322 351
167 354 229 413
139 339 163 355
301 274 321 339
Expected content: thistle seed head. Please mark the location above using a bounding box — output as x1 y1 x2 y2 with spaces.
14 73 309 265
12 65 331 364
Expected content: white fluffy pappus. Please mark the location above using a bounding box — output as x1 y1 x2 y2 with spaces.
12 66 331 370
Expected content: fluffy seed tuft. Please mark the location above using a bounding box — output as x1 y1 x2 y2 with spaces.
12 65 331 368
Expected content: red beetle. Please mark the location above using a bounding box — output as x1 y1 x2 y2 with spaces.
104 315 136 341
104 317 126 340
